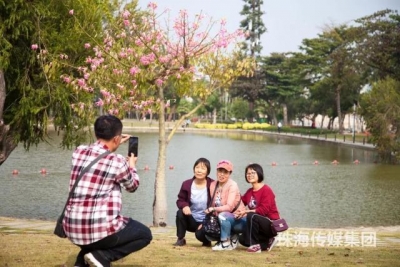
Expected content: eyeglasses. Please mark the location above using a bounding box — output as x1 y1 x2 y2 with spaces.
246 171 257 176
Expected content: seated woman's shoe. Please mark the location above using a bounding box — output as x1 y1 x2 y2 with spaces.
173 238 186 246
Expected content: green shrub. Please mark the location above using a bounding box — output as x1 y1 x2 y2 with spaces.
242 122 271 130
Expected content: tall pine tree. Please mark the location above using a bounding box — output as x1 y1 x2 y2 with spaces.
240 0 266 58
230 0 266 121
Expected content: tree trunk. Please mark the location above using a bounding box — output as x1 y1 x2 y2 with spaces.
0 69 5 120
167 105 177 122
153 87 168 227
282 103 288 126
321 114 326 129
0 70 18 165
248 100 254 122
0 122 17 166
272 112 277 125
327 117 333 130
336 85 344 134
212 108 217 124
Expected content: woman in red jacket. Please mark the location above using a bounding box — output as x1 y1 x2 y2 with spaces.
174 157 214 247
235 163 281 253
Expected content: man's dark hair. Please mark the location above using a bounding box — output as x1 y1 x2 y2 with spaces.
245 163 264 183
94 115 123 140
193 157 211 176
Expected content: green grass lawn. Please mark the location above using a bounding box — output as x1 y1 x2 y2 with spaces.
1 226 399 267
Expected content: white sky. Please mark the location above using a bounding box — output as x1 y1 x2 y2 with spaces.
137 0 400 55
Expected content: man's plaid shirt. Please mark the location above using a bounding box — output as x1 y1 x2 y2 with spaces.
63 141 139 245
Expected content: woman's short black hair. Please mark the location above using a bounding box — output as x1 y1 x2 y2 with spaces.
193 157 211 176
94 115 123 141
245 163 264 183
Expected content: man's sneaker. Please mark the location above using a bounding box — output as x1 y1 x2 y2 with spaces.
212 241 233 251
230 234 238 249
84 252 110 267
247 244 262 253
266 237 278 252
173 238 186 246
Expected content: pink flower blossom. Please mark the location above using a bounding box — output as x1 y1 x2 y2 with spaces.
139 53 156 65
124 20 130 26
95 98 104 106
122 10 131 19
31 44 38 50
100 90 111 97
155 78 164 87
147 2 158 10
135 39 143 46
69 10 74 15
130 67 140 75
63 76 71 83
159 55 171 63
220 18 227 26
84 43 91 49
84 73 90 80
77 79 86 87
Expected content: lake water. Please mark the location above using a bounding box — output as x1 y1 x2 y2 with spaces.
0 131 399 228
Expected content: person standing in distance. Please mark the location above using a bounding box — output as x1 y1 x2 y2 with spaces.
63 115 152 267
277 121 282 133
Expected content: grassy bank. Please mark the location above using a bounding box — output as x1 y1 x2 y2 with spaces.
1 227 399 267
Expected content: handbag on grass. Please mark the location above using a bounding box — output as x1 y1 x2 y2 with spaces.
54 151 110 238
270 218 289 234
203 213 221 239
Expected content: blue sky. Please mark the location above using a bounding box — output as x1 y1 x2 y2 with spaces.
137 0 400 55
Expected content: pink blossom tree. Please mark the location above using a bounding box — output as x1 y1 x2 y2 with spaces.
40 2 251 226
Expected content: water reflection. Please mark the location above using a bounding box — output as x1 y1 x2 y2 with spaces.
0 131 399 228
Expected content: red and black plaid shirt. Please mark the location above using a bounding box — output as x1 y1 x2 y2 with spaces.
63 141 139 245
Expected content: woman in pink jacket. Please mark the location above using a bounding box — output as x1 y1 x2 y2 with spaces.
204 160 245 251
